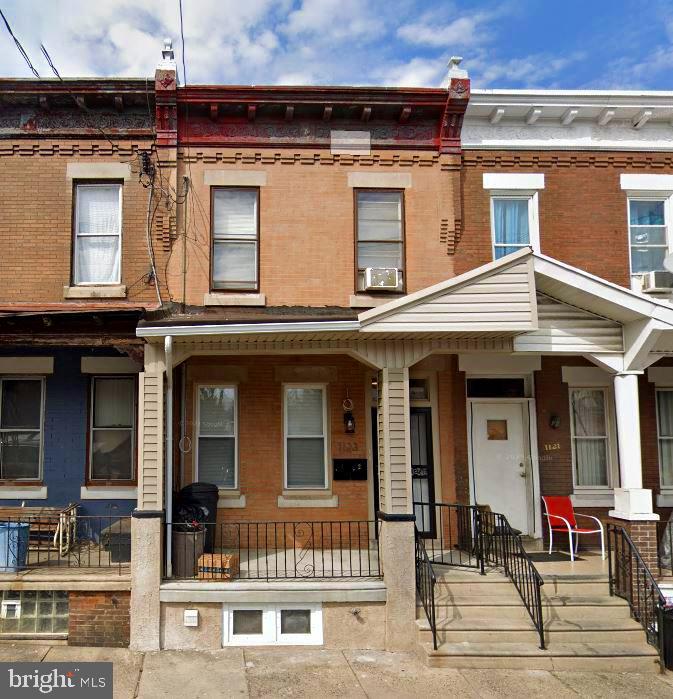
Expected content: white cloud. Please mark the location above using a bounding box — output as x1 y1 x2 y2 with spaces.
376 56 445 87
470 51 586 88
282 0 385 41
397 13 491 48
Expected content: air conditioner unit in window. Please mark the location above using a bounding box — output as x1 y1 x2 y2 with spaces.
364 267 399 290
641 271 673 293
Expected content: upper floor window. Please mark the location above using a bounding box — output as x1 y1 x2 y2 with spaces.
212 188 259 291
0 378 44 481
196 385 237 489
356 190 404 292
569 388 611 488
89 376 135 482
628 198 670 275
490 195 539 260
74 184 122 285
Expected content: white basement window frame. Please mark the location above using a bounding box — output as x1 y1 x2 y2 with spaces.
73 183 123 285
283 384 329 490
222 603 323 646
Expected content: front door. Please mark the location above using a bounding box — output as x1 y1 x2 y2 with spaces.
470 402 529 534
411 407 435 537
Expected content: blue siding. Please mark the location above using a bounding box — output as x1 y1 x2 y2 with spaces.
0 348 136 516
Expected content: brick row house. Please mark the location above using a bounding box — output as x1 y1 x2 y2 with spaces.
3 44 673 661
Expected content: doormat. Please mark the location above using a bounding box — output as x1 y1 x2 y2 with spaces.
527 552 583 562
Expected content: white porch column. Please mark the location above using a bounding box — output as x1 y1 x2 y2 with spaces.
609 371 658 521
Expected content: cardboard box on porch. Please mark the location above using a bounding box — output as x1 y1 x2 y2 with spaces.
197 553 239 580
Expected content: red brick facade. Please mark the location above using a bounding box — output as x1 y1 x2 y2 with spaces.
68 591 130 647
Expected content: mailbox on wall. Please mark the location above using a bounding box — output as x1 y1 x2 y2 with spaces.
333 459 367 481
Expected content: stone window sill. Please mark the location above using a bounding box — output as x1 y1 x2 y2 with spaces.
0 485 47 500
217 491 246 508
204 293 266 307
657 488 673 508
349 294 400 309
570 490 614 508
80 486 137 500
63 285 127 299
278 492 338 508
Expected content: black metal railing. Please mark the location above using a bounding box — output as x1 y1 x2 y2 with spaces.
0 513 131 573
608 523 667 668
657 518 673 575
165 520 381 580
414 525 438 649
414 502 545 649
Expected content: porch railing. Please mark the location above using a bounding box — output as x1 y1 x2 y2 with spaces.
414 525 438 649
0 515 131 573
608 523 667 669
165 520 381 580
414 502 545 650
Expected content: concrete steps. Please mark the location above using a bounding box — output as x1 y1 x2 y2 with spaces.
416 566 660 671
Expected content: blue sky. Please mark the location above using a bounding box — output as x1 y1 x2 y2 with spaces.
1 0 672 89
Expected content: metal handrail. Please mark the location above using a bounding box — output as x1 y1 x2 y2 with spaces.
608 523 667 668
414 525 438 650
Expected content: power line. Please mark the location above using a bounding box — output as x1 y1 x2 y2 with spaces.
0 8 40 77
178 0 187 86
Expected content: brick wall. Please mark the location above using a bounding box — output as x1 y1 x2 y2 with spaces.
68 591 130 647
459 150 673 286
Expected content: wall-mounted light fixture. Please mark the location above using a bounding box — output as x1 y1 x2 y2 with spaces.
549 414 561 430
343 397 355 434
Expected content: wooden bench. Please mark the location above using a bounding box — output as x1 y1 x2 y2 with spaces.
0 504 77 556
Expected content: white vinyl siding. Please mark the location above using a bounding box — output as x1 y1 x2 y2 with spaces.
569 388 610 488
196 385 237 489
74 184 122 284
657 389 673 487
284 385 328 489
212 188 258 290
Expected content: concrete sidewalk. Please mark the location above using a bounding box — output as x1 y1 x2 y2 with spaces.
2 644 673 698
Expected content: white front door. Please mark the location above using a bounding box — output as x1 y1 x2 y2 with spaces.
470 402 530 534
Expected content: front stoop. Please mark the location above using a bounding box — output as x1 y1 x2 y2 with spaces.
416 568 660 672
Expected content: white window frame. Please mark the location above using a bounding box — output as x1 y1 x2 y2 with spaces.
568 386 614 491
656 388 673 488
283 383 329 491
88 375 136 483
73 183 123 286
625 193 673 279
489 191 540 260
222 603 323 646
194 384 239 490
0 377 46 482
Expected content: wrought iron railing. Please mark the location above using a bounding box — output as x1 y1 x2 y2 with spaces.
414 502 545 649
165 520 381 580
0 513 131 573
608 523 667 668
414 525 437 649
657 518 673 575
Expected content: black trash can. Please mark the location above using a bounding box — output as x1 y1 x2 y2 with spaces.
178 483 219 552
663 607 673 671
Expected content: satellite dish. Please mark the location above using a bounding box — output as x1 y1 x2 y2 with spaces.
665 253 673 273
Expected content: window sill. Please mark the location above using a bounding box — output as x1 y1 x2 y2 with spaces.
657 488 673 508
570 490 614 508
0 485 47 500
80 486 137 500
63 285 127 300
349 294 401 309
217 492 246 509
278 492 338 508
203 292 266 307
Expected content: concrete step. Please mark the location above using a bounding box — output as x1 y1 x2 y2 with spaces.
436 602 632 622
421 641 660 672
424 594 626 608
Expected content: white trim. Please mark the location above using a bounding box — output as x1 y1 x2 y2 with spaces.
347 172 412 189
203 293 266 307
66 163 131 181
137 320 360 338
561 366 612 386
656 489 673 507
483 173 545 190
0 358 53 375
79 486 137 500
63 285 127 299
282 384 329 491
204 170 267 187
277 494 338 508
0 486 47 500
80 357 140 374
223 602 323 646
620 174 673 192
194 384 238 491
648 367 673 386
459 354 541 374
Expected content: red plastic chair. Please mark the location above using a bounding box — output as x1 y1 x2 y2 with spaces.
541 496 605 561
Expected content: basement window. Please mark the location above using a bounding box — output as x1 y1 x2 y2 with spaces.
0 591 68 636
223 603 322 646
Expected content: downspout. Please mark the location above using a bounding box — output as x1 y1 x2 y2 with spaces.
165 335 173 577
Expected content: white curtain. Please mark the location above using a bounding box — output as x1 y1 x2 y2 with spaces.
94 378 134 428
658 391 673 486
493 198 529 259
571 389 608 486
75 185 121 284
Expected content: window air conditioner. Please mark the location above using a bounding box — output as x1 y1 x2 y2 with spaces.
641 271 673 293
364 267 399 290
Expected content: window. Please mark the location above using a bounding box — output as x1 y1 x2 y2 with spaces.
628 198 670 275
0 378 44 481
196 386 237 489
89 377 135 482
212 188 258 290
657 390 673 487
223 603 322 646
73 184 122 284
0 591 68 636
356 190 404 291
284 386 327 489
490 195 538 259
569 388 610 487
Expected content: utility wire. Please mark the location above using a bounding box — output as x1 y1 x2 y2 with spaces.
0 8 40 77
178 0 187 86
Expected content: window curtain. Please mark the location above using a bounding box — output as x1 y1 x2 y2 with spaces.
493 199 529 259
286 388 326 488
91 377 134 481
657 391 673 486
75 185 121 284
571 389 608 487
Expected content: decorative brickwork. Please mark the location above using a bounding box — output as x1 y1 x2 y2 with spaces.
68 591 130 648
